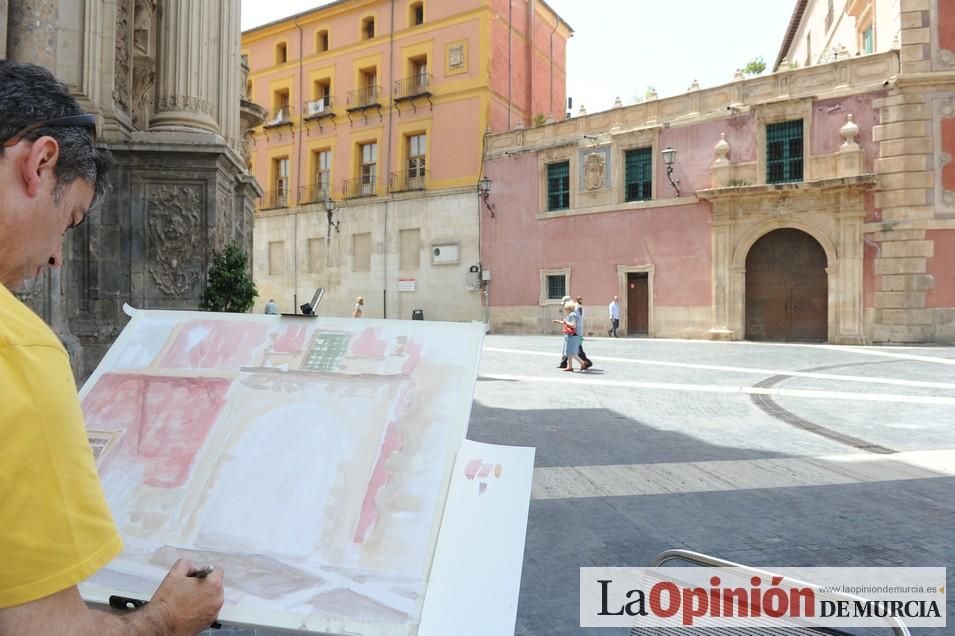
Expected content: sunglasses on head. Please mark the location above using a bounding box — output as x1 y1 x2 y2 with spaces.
1 113 97 148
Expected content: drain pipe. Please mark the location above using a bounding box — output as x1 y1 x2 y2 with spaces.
383 0 396 318
507 0 512 129
293 16 304 312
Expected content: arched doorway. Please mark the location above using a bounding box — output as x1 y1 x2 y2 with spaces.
745 228 828 341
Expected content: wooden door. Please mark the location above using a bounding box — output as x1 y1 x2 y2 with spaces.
627 273 649 335
745 229 827 341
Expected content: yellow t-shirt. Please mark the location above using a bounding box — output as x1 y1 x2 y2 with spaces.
0 284 122 608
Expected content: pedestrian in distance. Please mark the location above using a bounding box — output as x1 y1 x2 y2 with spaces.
352 296 364 318
553 300 585 372
264 298 279 314
0 61 224 635
608 296 620 337
558 295 593 369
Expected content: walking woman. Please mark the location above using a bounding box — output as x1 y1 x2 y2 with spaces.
553 300 585 372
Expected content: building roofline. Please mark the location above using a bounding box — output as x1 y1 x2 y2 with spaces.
774 0 810 71
242 0 574 38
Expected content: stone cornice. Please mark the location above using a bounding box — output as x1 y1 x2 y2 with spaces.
697 174 878 203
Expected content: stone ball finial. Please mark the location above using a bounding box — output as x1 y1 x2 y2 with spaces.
646 87 658 100
840 113 860 149
734 68 744 80
688 79 700 91
578 104 587 116
613 96 623 108
714 132 730 162
779 57 789 70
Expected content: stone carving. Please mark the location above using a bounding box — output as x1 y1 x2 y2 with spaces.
155 95 215 117
840 113 860 150
714 132 730 165
215 189 232 251
583 152 606 190
113 0 132 113
133 0 153 54
131 55 155 129
146 184 203 298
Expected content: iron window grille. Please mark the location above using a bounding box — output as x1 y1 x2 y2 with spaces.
547 161 570 211
625 148 653 202
766 120 804 184
546 275 567 300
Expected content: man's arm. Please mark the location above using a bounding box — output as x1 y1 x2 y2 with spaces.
0 560 223 636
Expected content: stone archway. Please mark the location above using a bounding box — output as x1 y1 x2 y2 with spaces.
745 228 829 341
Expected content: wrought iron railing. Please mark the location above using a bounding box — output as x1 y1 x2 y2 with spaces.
346 86 382 110
299 182 334 204
389 169 428 193
260 189 290 209
263 106 292 127
393 74 432 100
303 96 334 118
342 176 378 199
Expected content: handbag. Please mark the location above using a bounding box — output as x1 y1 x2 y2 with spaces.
562 322 576 336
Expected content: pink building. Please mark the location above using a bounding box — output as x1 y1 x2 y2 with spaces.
482 0 955 344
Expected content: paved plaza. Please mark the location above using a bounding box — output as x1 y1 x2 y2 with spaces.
470 335 955 636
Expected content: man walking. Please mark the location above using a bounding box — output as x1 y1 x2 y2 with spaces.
0 61 223 635
608 296 620 337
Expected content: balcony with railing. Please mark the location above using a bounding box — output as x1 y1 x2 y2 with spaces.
299 181 334 204
263 106 293 128
342 176 378 200
389 169 428 193
346 86 382 111
393 74 432 112
303 96 335 120
260 189 290 210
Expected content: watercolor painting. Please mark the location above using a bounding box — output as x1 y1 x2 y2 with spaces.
77 307 486 635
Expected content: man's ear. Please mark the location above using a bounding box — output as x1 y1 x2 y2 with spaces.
20 136 60 198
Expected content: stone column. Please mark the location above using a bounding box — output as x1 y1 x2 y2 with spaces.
149 0 218 132
708 215 735 340
215 0 240 148
6 0 57 67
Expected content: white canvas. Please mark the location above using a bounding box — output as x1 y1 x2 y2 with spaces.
79 306 486 635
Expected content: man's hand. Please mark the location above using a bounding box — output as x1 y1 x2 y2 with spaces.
149 560 224 635
0 560 224 636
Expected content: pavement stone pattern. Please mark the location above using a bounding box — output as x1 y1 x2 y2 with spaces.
206 335 955 636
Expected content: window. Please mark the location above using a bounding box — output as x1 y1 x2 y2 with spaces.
546 161 570 211
268 241 285 275
308 79 331 115
270 90 290 124
546 274 566 300
360 142 377 196
313 149 331 200
316 29 329 53
400 229 420 270
275 42 287 65
431 243 459 265
624 148 652 202
362 16 375 40
359 68 378 105
410 2 424 26
273 157 289 207
307 238 325 273
412 57 428 92
862 25 874 54
407 133 426 188
766 120 804 184
352 233 371 272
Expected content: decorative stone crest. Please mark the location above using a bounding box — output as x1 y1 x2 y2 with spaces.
146 184 203 298
583 152 606 190
713 132 730 165
155 95 215 117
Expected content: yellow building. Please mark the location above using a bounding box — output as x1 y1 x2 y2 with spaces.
242 0 571 320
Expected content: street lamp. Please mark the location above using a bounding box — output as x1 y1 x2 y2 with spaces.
661 146 681 197
478 176 495 217
323 194 340 234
